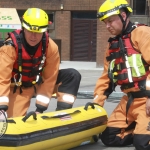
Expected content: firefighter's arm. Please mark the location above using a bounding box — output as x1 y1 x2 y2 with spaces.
35 38 60 113
131 26 150 91
131 26 150 115
0 44 16 111
131 26 150 65
93 49 114 107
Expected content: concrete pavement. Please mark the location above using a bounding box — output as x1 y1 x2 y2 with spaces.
28 61 135 150
60 61 123 98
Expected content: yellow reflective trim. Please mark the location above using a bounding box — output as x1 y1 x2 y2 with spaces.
132 54 141 77
19 66 22 72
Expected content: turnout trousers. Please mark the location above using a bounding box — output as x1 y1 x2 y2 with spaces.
7 68 81 118
101 95 150 150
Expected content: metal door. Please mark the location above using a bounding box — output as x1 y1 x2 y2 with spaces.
71 19 97 61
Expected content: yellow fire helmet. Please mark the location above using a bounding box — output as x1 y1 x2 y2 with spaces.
22 8 49 33
97 0 133 21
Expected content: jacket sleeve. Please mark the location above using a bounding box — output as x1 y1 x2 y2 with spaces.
131 26 150 64
93 48 114 107
131 26 150 92
35 38 60 112
0 44 16 111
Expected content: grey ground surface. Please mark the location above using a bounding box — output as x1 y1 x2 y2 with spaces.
27 61 135 150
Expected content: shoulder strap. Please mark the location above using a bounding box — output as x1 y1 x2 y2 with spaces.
2 40 15 48
11 31 22 72
42 32 47 55
129 23 147 33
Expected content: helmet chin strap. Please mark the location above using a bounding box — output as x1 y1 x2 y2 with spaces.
118 14 127 37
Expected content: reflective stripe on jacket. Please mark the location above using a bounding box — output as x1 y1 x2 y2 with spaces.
107 31 149 85
94 24 150 106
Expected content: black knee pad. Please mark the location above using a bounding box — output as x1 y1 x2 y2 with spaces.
56 101 72 111
68 68 81 81
134 134 150 150
57 68 81 96
101 127 133 146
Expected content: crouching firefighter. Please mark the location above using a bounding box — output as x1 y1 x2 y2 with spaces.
0 8 81 118
94 0 150 150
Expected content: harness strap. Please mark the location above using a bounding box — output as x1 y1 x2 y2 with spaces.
106 51 124 61
128 90 150 98
3 40 15 47
121 80 146 91
22 56 42 64
114 73 128 80
115 63 126 70
109 42 119 49
12 31 23 88
17 65 40 70
42 33 47 54
126 90 150 124
11 77 43 87
115 64 149 73
21 70 42 77
13 68 42 77
108 70 116 91
107 37 127 62
13 86 22 94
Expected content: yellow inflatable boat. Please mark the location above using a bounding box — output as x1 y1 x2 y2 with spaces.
0 102 107 150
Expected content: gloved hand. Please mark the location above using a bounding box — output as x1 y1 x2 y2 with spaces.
35 107 43 114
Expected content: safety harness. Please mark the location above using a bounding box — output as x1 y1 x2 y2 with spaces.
107 24 150 123
4 30 49 93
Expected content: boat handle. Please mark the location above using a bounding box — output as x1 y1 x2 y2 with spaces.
22 111 37 122
84 102 95 111
41 110 81 120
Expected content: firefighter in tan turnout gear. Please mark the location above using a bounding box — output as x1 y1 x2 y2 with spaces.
0 8 81 118
94 0 150 149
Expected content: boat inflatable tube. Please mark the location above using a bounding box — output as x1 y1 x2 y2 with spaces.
0 102 107 150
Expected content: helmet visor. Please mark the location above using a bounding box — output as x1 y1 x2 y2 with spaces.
97 4 132 21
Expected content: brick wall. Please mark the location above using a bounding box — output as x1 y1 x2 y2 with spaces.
97 0 108 67
0 0 138 67
55 11 71 60
0 0 99 61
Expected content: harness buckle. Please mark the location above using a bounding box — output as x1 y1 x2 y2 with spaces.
39 55 46 70
132 24 138 28
14 74 22 86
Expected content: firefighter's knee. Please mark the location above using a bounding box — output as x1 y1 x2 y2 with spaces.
71 69 81 85
101 128 111 146
101 127 124 146
133 134 150 150
68 68 81 83
56 101 72 111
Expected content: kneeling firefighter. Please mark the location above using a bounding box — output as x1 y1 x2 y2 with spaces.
94 0 150 149
0 8 81 118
